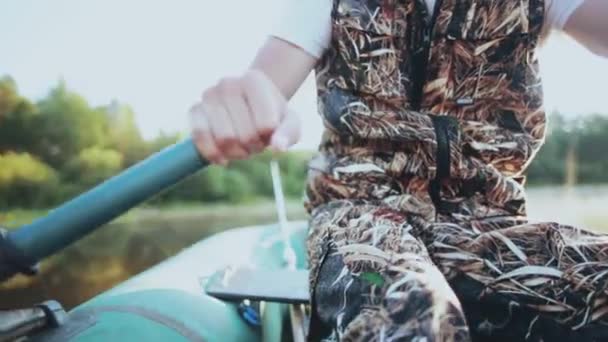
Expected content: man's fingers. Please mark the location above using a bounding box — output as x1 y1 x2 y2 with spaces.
190 70 291 163
202 88 249 160
189 104 225 165
270 109 301 152
219 78 265 154
242 70 283 143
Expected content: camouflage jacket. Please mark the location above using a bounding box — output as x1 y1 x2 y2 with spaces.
308 0 546 212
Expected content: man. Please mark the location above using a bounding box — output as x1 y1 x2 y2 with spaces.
189 0 608 340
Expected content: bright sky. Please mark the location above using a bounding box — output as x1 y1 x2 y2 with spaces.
1 0 607 151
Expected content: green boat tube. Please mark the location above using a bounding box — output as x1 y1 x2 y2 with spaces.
0 138 308 341
32 223 308 342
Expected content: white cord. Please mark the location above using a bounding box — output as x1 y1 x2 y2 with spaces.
270 160 297 269
269 160 307 342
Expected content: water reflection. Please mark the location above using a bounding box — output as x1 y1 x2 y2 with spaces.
2 185 608 310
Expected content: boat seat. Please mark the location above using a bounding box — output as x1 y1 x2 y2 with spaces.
205 268 310 304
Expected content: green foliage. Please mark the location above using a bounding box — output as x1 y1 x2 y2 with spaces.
360 272 385 287
197 166 230 201
104 102 148 166
223 169 255 202
527 112 608 185
526 112 571 184
1 74 608 210
574 114 608 183
64 147 124 187
278 151 310 198
0 77 38 153
148 150 311 206
0 153 60 208
0 76 20 122
33 82 109 168
145 132 181 155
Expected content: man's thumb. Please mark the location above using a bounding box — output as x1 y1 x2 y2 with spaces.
269 110 301 152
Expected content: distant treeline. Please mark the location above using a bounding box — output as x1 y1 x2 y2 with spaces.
0 76 606 209
527 112 608 185
0 76 309 209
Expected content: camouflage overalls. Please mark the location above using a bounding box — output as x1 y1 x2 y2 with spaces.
305 0 608 341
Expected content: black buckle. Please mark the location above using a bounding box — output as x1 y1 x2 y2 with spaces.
429 115 459 214
0 228 39 282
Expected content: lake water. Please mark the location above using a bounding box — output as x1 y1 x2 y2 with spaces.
2 185 608 310
527 185 608 231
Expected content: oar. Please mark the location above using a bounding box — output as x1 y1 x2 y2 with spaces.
0 138 208 281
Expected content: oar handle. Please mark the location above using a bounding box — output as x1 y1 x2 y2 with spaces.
7 138 208 263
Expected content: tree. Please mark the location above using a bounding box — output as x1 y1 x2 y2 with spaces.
63 147 124 188
0 152 60 208
575 114 608 183
104 101 147 166
0 76 38 153
145 132 181 155
33 81 109 169
527 112 608 185
527 112 572 184
0 76 19 123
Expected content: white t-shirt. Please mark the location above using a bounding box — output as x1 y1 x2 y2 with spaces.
273 0 586 58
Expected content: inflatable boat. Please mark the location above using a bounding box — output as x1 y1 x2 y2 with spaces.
0 139 309 342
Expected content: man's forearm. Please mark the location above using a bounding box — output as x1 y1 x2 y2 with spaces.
250 37 319 100
564 0 608 58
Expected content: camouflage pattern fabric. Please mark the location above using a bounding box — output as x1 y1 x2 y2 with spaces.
306 0 608 341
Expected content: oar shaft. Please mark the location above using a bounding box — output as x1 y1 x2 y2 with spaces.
8 138 207 261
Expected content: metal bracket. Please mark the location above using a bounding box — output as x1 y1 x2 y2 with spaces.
206 267 311 341
0 300 66 342
37 300 68 328
205 267 310 304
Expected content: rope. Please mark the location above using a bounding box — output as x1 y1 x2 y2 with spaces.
270 160 307 342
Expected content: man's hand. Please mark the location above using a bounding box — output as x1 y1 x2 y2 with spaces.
189 36 318 165
190 69 301 165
